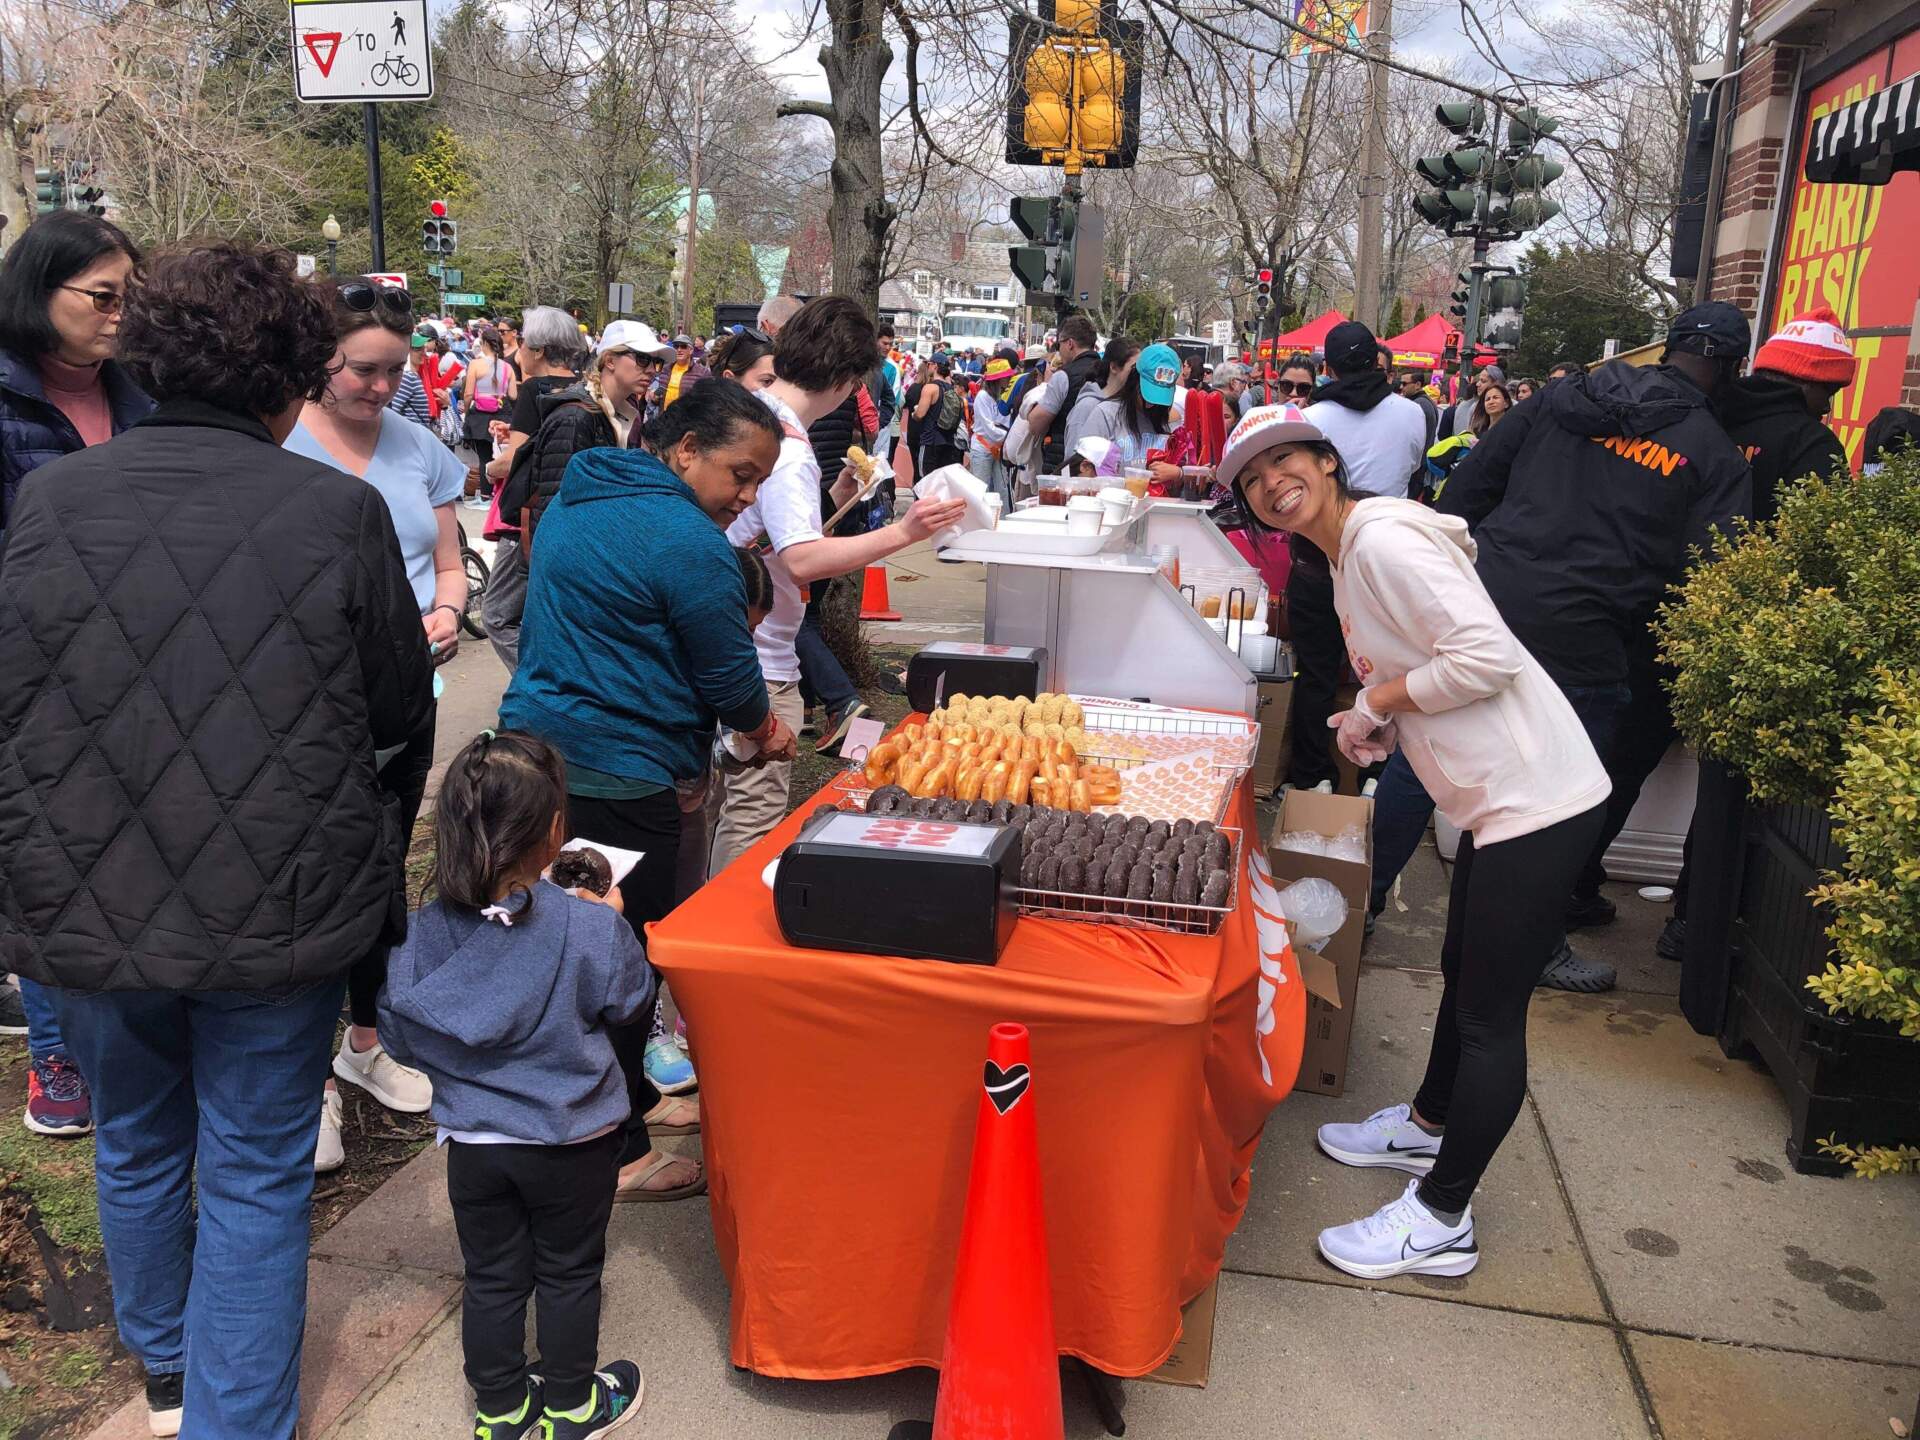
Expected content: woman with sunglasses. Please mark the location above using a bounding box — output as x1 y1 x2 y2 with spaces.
0 209 154 1143
1275 353 1318 406
284 277 468 1173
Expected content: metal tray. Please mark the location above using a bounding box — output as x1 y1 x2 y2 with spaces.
1010 827 1242 937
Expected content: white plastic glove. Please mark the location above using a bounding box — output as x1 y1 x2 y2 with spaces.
1328 688 1398 766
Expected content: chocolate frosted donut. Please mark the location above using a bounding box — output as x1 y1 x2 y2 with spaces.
1172 818 1194 841
1145 820 1171 850
965 800 994 824
1150 867 1174 903
1174 868 1201 905
549 846 612 896
1112 844 1140 876
1205 832 1232 870
1038 854 1063 891
1059 856 1087 893
1126 815 1151 843
990 799 1014 824
907 796 938 817
1126 861 1154 900
1201 868 1231 907
1182 835 1208 864
1021 845 1046 887
1104 858 1131 898
866 784 910 815
1193 820 1216 839
1085 859 1108 897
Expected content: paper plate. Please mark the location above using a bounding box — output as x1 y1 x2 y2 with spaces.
762 856 780 890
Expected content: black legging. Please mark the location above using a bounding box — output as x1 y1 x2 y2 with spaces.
1412 802 1607 1215
1285 554 1344 790
350 703 437 1028
565 788 681 1167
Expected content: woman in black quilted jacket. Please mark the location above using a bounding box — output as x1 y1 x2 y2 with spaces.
0 242 432 1440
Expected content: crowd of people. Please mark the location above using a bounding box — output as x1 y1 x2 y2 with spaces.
0 195 1910 1439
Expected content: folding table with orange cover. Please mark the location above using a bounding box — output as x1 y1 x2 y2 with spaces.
647 766 1306 1380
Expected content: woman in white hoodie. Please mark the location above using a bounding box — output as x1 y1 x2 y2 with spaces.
1217 404 1611 1281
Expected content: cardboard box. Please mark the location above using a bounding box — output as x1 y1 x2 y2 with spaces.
1250 678 1293 794
1142 1276 1219 1388
1268 790 1374 1097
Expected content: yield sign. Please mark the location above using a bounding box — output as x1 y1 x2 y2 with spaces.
302 31 342 76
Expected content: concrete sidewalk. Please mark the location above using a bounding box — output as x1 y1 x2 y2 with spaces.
86 837 1920 1439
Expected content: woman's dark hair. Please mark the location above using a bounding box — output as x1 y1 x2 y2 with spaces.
710 328 773 379
430 730 568 916
118 243 336 415
476 325 504 358
1110 362 1172 443
1279 353 1317 382
1471 383 1513 437
643 375 783 456
1092 335 1141 390
774 296 877 393
735 544 775 613
324 276 415 342
0 210 142 358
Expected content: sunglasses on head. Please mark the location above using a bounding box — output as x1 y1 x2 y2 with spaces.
338 280 413 316
729 324 772 344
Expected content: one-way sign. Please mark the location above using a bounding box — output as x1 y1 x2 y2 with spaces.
291 0 434 104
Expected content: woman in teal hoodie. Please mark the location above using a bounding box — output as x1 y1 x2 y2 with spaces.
500 378 794 1200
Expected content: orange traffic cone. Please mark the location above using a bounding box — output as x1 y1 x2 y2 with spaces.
860 564 902 622
925 1022 1064 1439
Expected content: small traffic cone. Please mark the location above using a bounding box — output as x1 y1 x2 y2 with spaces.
890 1022 1064 1440
860 564 902 622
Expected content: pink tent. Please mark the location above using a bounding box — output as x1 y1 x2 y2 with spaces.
1383 313 1460 368
1257 308 1347 358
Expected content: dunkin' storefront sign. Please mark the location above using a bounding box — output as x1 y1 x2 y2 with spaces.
1769 29 1920 469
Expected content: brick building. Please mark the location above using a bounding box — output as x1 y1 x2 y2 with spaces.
1701 0 1919 464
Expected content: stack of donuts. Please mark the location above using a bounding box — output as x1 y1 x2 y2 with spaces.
852 788 1234 910
863 706 1123 812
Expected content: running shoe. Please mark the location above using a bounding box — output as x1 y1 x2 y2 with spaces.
333 1034 433 1112
818 700 870 756
145 1371 183 1437
643 1035 696 1095
1316 1101 1441 1176
1317 1178 1478 1280
24 1054 92 1136
541 1362 643 1439
473 1375 544 1440
315 1089 345 1174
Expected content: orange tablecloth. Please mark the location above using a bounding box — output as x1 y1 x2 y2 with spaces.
648 768 1306 1380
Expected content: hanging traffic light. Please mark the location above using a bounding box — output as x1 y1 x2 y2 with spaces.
1494 155 1565 190
1435 100 1487 136
1256 268 1273 312
1507 106 1561 150
1009 195 1060 295
33 167 65 215
1005 2 1143 172
421 216 458 255
1415 100 1491 234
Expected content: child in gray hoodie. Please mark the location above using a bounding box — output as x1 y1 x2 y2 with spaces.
378 731 652 1440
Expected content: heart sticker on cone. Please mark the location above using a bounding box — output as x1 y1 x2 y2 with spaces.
983 1061 1031 1114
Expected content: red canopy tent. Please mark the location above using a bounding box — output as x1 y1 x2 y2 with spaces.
1383 313 1460 369
1255 308 1347 359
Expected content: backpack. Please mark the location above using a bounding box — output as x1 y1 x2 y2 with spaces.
934 382 966 440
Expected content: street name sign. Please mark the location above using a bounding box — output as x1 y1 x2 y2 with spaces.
291 0 434 103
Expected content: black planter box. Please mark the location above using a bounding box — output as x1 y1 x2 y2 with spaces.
1707 787 1920 1175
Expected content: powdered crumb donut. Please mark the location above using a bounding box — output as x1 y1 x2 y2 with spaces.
1174 868 1200 905
1172 818 1194 841
1085 859 1108 896
1038 854 1063 891
1126 862 1154 899
549 846 612 896
1104 859 1131 898
1201 868 1231 907
1059 856 1087 893
1150 867 1174 903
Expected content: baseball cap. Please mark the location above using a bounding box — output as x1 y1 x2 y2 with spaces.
1664 302 1751 359
1214 404 1329 492
1024 343 1048 361
409 332 428 350
598 320 675 361
1137 343 1182 406
1323 320 1380 374
672 333 694 347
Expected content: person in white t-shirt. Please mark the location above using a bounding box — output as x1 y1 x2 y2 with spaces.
710 298 967 873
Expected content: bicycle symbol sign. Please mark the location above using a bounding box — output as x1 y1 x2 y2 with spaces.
290 0 434 104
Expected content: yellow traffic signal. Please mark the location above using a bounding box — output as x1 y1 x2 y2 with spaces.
1024 41 1075 150
1078 46 1122 99
1080 95 1121 153
1052 0 1100 32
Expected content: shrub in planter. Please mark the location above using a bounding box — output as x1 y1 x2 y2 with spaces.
1655 451 1920 805
1807 669 1920 1177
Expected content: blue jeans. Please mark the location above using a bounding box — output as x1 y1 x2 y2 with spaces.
17 977 66 1062
796 605 858 717
52 980 346 1440
1368 682 1633 915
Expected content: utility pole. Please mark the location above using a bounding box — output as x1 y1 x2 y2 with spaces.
363 103 385 273
681 67 705 337
1352 0 1393 331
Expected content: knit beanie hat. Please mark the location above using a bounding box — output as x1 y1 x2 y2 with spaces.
1753 306 1858 384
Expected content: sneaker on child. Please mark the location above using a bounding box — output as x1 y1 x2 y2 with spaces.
1316 1101 1441 1175
642 1035 696 1095
0 984 28 1037
541 1361 643 1439
24 1054 93 1136
1317 1177 1478 1280
473 1374 544 1440
333 1034 433 1112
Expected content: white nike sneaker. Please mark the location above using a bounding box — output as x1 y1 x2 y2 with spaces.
314 1089 345 1174
1316 1101 1442 1175
333 1035 432 1113
1317 1178 1478 1280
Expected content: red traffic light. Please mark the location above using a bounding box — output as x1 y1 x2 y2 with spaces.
1257 268 1273 284
429 199 449 218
